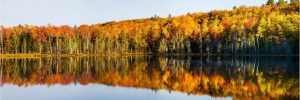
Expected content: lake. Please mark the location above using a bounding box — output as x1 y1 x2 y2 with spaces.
0 56 299 100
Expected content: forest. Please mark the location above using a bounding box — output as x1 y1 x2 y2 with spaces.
0 0 299 55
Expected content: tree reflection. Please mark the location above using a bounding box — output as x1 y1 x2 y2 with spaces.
1 56 299 99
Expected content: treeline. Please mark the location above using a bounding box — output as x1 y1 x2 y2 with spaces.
0 1 299 55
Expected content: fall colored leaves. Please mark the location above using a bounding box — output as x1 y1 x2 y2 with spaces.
0 3 299 54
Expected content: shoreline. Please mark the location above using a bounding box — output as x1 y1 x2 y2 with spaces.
0 53 298 58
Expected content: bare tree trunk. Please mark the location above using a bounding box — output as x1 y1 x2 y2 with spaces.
86 36 89 53
39 41 42 54
256 38 259 54
56 36 59 54
200 36 202 55
15 44 18 54
69 38 72 54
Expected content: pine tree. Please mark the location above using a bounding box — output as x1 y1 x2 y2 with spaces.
266 0 275 5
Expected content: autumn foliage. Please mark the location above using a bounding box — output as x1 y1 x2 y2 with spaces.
0 3 299 55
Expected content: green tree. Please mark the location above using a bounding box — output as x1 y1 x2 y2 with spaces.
277 0 287 5
290 0 299 4
266 0 275 5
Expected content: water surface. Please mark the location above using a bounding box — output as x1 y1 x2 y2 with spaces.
0 56 299 100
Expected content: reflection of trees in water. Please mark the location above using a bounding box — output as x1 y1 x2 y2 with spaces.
1 56 299 99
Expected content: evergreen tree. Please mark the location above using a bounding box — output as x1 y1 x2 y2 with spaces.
266 0 275 5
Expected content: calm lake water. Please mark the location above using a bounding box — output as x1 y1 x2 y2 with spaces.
0 56 299 100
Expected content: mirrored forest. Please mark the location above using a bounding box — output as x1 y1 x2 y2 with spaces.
1 56 298 99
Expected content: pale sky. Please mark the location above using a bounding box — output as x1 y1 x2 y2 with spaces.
1 0 268 27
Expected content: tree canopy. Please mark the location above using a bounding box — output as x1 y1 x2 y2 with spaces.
0 2 299 55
